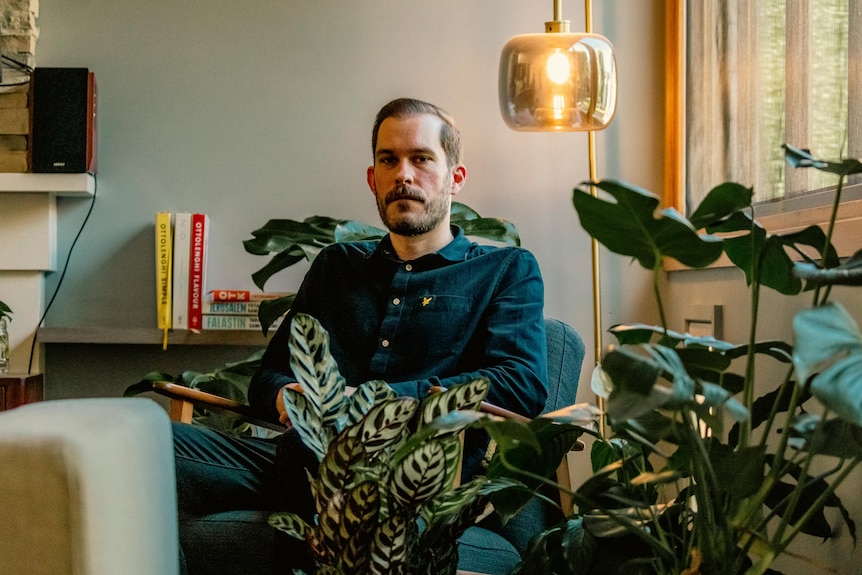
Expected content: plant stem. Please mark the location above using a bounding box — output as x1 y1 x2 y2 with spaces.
813 174 844 305
774 455 861 557
653 260 668 332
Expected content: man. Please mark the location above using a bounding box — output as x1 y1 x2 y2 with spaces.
174 97 547 573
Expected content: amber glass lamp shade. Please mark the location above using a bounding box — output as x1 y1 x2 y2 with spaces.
499 32 617 131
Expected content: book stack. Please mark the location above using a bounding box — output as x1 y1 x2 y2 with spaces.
0 0 39 173
154 212 210 334
202 290 292 331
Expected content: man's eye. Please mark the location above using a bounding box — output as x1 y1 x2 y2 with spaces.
379 157 396 165
414 156 430 163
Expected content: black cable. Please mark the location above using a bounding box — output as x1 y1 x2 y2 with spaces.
0 55 33 74
28 174 98 373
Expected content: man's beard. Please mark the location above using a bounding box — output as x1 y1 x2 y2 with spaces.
377 181 450 237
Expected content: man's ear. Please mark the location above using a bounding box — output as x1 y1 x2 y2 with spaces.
450 164 467 195
367 166 377 194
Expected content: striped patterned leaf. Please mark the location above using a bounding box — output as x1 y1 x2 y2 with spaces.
318 435 366 502
338 480 380 572
414 495 488 574
287 313 348 427
268 512 312 541
317 490 345 561
437 434 464 495
391 440 448 509
421 476 487 525
346 380 397 427
420 378 489 427
345 397 418 454
282 386 326 460
369 513 411 575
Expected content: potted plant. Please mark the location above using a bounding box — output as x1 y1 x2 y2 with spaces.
0 300 11 324
512 145 862 574
266 312 595 575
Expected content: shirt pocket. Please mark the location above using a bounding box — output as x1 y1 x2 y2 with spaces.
402 294 474 357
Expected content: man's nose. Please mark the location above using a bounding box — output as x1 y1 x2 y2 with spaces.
395 160 414 184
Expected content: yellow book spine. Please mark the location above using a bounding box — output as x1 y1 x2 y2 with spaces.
155 213 173 338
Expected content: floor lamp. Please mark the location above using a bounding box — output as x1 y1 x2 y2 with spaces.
499 0 617 433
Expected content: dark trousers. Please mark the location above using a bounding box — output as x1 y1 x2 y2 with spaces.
172 422 318 574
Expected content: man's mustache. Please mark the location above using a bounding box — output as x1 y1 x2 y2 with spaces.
385 186 425 205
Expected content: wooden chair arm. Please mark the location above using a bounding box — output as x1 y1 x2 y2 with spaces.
151 381 284 432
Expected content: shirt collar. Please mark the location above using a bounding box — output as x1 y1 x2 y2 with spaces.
375 225 470 263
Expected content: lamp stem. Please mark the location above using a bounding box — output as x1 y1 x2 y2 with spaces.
553 0 563 22
584 0 607 436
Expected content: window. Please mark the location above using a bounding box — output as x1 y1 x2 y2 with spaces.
666 0 861 257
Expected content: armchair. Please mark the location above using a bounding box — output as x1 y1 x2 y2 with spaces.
155 318 586 575
0 397 179 575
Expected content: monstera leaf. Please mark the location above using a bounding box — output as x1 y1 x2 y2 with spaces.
573 179 724 270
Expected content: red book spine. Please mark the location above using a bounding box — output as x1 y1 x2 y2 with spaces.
210 289 251 302
188 214 208 332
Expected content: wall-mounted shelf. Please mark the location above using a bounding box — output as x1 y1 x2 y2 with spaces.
37 327 272 347
0 172 95 196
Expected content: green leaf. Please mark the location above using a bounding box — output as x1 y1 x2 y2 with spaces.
345 397 417 454
793 303 862 425
390 441 448 508
794 249 862 286
709 443 766 499
419 378 489 427
573 179 724 269
784 144 862 177
268 512 312 541
688 181 753 230
288 314 349 427
258 295 294 336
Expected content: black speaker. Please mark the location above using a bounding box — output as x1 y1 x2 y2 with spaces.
31 67 97 174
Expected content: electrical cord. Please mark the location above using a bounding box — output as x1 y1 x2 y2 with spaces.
28 173 98 373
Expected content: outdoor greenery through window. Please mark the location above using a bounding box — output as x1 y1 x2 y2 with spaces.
685 0 860 213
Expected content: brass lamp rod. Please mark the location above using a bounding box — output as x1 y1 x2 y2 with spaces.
546 0 570 33
583 0 608 435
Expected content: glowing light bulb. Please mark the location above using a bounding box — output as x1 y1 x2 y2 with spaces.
546 51 571 84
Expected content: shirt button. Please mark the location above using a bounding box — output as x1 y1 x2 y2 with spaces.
381 339 390 348
405 264 413 271
392 298 401 306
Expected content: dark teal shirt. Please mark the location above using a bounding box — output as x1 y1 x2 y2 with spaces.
250 226 548 432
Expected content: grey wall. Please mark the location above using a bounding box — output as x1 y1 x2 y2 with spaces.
36 0 666 402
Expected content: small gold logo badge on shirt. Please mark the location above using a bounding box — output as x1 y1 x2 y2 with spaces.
422 296 433 307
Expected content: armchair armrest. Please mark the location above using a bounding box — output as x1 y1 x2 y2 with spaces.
152 381 284 432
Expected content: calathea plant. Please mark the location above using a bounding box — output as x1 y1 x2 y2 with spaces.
515 145 862 575
267 312 530 575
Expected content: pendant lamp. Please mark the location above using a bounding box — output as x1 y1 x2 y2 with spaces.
499 0 617 131
499 0 617 437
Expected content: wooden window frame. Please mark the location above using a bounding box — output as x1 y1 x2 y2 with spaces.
664 0 861 270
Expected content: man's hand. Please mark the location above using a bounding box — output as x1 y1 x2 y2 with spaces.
275 382 303 426
275 383 357 426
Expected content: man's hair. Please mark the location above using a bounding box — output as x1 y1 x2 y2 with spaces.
371 98 462 167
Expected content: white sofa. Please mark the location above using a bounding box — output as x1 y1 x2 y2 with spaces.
0 397 179 575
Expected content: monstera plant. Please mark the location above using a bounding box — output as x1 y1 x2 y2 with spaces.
514 145 862 575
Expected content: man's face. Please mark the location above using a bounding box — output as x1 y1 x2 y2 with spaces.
367 114 465 236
